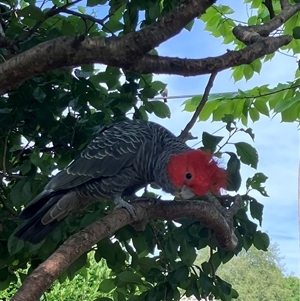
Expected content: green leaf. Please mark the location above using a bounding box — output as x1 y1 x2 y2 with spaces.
250 198 264 226
150 81 166 92
7 232 24 255
67 253 88 280
0 108 12 114
19 5 45 20
246 172 269 196
0 267 8 282
98 278 115 293
141 87 158 98
185 19 194 31
150 101 171 118
138 257 160 275
249 107 260 122
179 241 196 266
201 262 211 275
281 103 299 122
202 132 223 152
293 26 300 39
33 87 46 102
254 100 269 116
235 142 258 169
115 271 143 286
104 19 123 33
74 69 93 79
199 272 213 294
78 6 86 13
216 276 232 295
199 100 220 121
87 0 107 6
253 231 269 251
273 97 299 113
243 65 254 81
242 128 255 141
225 152 242 192
10 178 32 208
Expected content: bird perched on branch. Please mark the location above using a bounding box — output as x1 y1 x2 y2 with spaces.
15 119 227 244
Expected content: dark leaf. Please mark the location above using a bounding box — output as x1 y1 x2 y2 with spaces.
235 142 258 169
202 132 224 153
293 26 300 39
7 234 24 256
66 253 88 280
253 231 270 251
246 172 269 196
172 265 189 283
249 198 264 226
216 276 232 295
242 128 255 141
225 152 242 192
98 278 115 293
115 271 143 286
179 241 196 266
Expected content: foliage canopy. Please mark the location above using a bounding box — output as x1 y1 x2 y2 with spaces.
0 0 299 300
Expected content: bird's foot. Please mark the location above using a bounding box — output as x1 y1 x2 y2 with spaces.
113 196 136 218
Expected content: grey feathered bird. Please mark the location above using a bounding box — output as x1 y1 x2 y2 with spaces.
15 119 227 243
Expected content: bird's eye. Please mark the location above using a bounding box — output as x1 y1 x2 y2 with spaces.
185 172 193 180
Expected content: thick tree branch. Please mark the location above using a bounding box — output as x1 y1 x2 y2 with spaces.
0 0 215 93
280 0 289 9
233 2 300 44
179 72 218 140
11 196 241 301
0 34 291 94
133 35 291 74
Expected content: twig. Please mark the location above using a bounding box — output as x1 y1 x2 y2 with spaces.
12 144 64 160
61 9 115 35
62 9 104 26
15 0 82 44
0 195 16 216
178 72 218 140
2 129 11 176
0 22 4 36
217 127 238 153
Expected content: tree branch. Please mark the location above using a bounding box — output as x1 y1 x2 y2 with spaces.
233 2 300 43
11 196 241 301
0 0 217 92
132 35 291 74
178 72 218 141
0 34 291 94
280 0 290 9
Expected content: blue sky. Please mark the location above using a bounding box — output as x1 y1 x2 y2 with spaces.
144 2 299 276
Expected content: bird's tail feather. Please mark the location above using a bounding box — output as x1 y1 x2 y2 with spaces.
15 192 67 244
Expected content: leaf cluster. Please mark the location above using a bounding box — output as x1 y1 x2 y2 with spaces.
0 0 291 300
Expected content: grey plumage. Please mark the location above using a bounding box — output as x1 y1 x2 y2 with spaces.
15 119 190 243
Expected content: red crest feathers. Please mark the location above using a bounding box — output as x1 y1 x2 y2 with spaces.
167 150 227 196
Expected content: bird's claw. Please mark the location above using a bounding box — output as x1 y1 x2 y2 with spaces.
114 196 136 218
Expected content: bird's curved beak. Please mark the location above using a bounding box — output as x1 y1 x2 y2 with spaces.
173 185 195 200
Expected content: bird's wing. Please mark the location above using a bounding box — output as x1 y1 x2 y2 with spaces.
46 121 149 191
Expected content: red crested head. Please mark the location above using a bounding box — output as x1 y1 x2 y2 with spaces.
166 149 227 197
